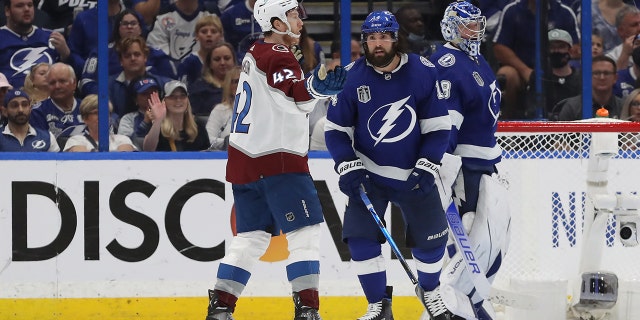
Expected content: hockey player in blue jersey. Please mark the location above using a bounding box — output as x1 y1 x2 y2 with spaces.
325 10 456 320
430 1 510 319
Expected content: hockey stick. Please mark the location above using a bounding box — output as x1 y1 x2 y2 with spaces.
359 187 418 285
445 202 540 309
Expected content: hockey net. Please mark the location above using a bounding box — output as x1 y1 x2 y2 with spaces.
490 120 640 319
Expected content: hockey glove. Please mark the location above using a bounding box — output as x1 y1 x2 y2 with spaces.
336 159 369 198
406 158 439 195
306 64 347 99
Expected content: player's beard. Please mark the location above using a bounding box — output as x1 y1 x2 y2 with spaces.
9 113 29 126
364 43 397 68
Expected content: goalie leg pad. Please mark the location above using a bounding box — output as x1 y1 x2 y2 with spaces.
441 173 511 302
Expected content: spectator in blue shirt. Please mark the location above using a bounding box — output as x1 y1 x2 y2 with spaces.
0 89 59 151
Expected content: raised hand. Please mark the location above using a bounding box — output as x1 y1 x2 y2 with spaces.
306 64 348 98
147 91 166 123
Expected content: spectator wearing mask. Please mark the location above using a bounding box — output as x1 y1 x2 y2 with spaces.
529 29 582 119
614 36 640 98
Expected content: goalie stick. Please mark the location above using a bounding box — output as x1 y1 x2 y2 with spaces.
359 187 418 285
445 202 540 310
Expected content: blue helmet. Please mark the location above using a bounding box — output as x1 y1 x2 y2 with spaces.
361 11 399 39
441 0 486 56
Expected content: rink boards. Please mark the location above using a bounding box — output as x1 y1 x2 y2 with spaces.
0 153 638 319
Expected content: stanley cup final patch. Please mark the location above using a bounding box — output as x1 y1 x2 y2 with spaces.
357 85 371 103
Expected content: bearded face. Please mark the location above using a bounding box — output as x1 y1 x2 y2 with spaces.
362 32 398 68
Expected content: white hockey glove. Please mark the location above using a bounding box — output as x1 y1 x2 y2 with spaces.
306 64 347 99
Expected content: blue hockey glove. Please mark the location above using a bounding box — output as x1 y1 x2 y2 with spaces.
336 159 369 198
406 158 439 194
306 64 347 98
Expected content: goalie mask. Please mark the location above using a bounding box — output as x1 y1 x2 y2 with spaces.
441 0 486 57
254 0 307 38
361 11 400 68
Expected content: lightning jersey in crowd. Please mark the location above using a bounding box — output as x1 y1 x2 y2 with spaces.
0 125 59 152
146 7 215 61
36 0 96 33
226 41 317 184
29 98 84 137
430 43 502 167
0 26 59 89
325 54 451 190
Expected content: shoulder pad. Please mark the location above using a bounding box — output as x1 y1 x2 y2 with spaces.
437 53 456 68
345 60 356 71
419 56 435 68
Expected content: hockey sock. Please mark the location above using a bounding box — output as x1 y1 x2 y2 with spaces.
215 289 239 310
412 246 445 291
286 225 321 293
295 288 320 309
348 237 387 303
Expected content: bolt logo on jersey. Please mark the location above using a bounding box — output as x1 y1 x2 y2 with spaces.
369 96 416 146
10 47 53 77
31 139 48 150
488 80 501 124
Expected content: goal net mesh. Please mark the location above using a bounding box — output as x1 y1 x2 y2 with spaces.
490 121 640 314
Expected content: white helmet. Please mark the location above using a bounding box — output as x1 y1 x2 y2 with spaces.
254 0 305 38
440 0 486 56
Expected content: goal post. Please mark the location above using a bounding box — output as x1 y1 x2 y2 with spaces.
491 120 640 320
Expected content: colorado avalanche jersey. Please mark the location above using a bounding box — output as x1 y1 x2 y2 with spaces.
0 26 59 88
430 44 502 167
325 54 451 190
29 98 84 137
226 41 317 184
146 8 214 61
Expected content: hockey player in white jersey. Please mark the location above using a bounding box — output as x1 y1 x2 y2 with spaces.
430 1 510 319
204 0 347 319
325 10 457 320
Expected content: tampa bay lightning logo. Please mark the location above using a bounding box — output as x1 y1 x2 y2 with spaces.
368 96 416 146
10 47 53 77
31 139 47 150
488 80 501 125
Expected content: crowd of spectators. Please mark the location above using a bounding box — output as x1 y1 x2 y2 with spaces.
2 0 640 152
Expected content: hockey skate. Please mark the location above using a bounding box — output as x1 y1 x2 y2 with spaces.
293 291 322 320
357 286 394 320
415 285 457 320
205 289 235 320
